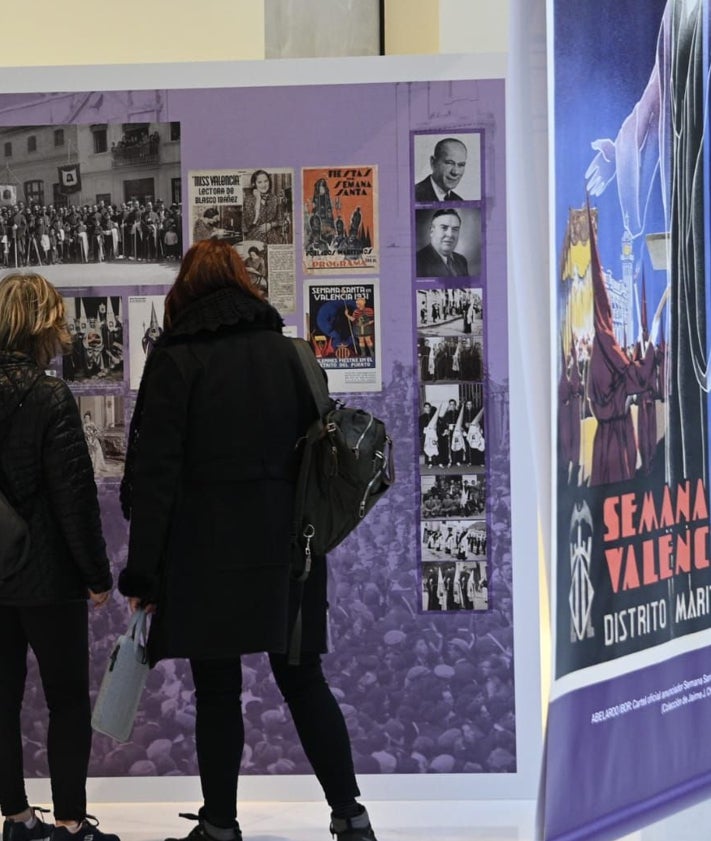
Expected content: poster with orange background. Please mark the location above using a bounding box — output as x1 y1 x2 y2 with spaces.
302 165 378 273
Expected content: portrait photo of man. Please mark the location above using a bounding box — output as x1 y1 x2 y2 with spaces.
413 132 482 203
415 208 481 278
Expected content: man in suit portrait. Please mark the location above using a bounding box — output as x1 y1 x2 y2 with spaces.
416 209 469 277
415 137 468 202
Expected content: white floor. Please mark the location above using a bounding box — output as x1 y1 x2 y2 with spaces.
51 796 711 841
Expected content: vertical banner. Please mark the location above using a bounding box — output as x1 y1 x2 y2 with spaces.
544 1 711 838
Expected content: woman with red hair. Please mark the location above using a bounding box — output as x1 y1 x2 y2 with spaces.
119 239 376 841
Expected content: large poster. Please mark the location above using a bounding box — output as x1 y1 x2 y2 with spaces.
545 2 711 838
0 78 517 789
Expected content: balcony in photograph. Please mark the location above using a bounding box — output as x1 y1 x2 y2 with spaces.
111 136 161 168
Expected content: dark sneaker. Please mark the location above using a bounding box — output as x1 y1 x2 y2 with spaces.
330 807 378 840
52 815 120 841
165 812 242 841
3 809 52 841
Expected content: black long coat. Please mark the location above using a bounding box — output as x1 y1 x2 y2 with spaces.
118 287 325 665
0 352 111 604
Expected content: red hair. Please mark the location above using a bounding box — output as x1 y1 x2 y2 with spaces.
164 239 263 329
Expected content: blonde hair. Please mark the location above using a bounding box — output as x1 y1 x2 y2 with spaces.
0 272 70 365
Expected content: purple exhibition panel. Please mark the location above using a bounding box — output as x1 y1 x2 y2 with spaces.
0 79 512 779
545 1 711 838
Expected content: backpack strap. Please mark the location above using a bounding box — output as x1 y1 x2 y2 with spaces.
288 339 329 666
0 375 41 504
291 337 331 417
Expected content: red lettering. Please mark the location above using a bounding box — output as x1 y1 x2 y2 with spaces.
642 538 658 585
675 481 690 524
692 479 709 521
675 530 691 574
658 534 673 579
660 485 675 527
603 496 621 542
694 525 710 570
638 491 659 534
620 493 637 538
622 544 641 590
605 547 624 593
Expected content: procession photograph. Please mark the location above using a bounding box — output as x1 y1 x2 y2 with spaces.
420 518 487 563
417 287 483 337
0 121 181 286
421 560 488 612
61 295 124 383
418 382 486 473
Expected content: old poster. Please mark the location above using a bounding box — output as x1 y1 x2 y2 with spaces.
302 166 378 274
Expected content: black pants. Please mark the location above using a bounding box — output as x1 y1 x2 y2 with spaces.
190 652 360 828
0 602 90 821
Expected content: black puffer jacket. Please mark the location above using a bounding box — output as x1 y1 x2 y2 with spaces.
0 352 111 604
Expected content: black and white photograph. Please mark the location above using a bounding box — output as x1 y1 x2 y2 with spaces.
417 334 484 382
192 204 242 244
242 168 293 246
420 519 487 562
0 121 181 286
421 560 488 612
74 394 126 480
417 287 483 337
413 132 482 203
414 207 481 279
419 383 486 472
421 473 487 519
235 242 268 296
128 294 166 390
62 296 124 383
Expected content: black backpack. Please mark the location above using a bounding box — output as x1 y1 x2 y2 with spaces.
288 339 394 659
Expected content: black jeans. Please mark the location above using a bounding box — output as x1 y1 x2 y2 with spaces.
0 602 90 821
190 652 360 828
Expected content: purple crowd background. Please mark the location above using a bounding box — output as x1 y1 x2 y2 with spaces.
4 79 514 777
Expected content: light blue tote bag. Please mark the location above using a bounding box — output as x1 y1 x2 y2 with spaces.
91 608 150 742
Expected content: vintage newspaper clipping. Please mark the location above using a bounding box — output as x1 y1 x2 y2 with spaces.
188 168 295 313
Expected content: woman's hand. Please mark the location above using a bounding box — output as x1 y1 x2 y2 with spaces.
89 589 110 608
128 596 156 614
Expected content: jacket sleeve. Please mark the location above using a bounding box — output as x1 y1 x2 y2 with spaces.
118 348 190 601
42 380 112 593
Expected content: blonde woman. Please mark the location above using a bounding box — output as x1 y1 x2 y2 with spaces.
0 273 118 841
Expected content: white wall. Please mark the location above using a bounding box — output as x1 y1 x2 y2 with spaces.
440 0 510 54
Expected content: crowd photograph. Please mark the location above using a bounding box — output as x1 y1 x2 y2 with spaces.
0 121 181 286
0 199 182 268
